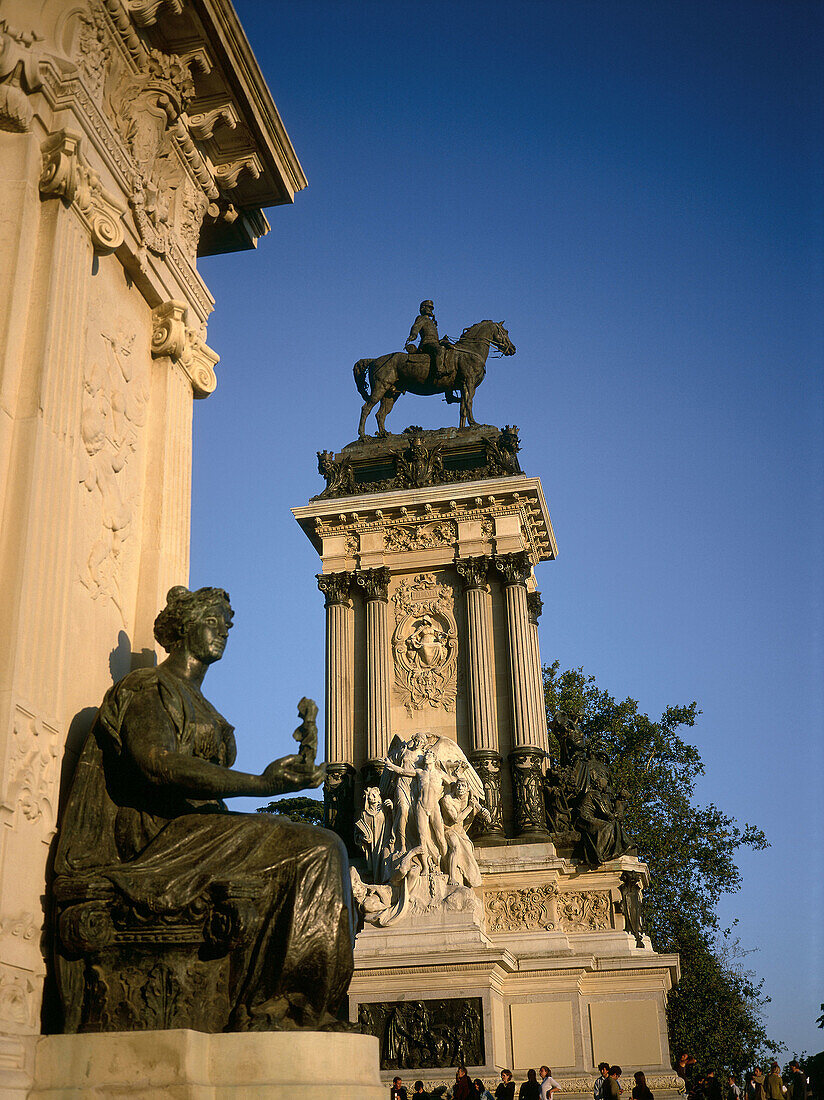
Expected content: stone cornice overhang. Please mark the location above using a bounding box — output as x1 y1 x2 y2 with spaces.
293 474 558 568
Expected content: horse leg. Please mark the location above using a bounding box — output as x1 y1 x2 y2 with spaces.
463 379 478 427
375 391 398 437
359 379 392 439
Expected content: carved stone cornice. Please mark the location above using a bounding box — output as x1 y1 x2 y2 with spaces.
527 591 543 625
150 300 219 397
354 567 390 602
39 130 127 254
316 571 353 608
493 550 532 587
0 19 44 132
456 555 491 592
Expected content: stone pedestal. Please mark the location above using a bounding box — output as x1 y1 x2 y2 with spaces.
349 845 682 1096
0 0 306 1090
30 1030 384 1099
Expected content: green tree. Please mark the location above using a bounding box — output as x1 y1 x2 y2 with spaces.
257 795 323 825
544 661 776 1074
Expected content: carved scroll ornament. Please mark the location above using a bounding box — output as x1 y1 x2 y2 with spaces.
40 130 127 254
556 890 612 932
151 301 219 397
484 884 556 933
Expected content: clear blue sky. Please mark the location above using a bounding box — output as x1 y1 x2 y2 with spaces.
192 0 823 1060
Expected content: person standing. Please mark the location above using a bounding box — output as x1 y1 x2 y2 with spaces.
519 1070 542 1100
540 1067 562 1100
728 1076 742 1100
604 1067 623 1100
765 1064 784 1100
632 1072 654 1100
706 1071 723 1100
787 1062 806 1100
391 1077 409 1100
750 1068 766 1100
454 1067 474 1100
496 1070 516 1100
595 1064 611 1100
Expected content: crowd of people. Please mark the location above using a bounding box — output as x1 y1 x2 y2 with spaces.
389 1058 810 1100
674 1053 808 1100
389 1063 648 1100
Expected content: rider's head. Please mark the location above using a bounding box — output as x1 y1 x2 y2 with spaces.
420 299 434 315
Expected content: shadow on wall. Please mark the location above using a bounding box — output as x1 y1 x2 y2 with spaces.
40 630 156 1031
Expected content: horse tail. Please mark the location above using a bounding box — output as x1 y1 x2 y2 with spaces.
353 359 371 401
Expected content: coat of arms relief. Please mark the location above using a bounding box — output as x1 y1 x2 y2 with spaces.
391 573 458 714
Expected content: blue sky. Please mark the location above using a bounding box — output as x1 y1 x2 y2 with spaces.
192 1 823 1059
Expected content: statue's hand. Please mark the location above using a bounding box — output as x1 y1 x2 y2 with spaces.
261 754 324 795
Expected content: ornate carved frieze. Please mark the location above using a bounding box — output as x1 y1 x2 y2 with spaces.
468 749 505 840
0 18 44 131
508 747 548 837
555 890 612 932
73 6 112 101
391 573 458 714
494 550 532 587
456 555 490 591
0 963 37 1029
316 571 353 608
354 567 391 602
384 520 456 553
0 914 39 945
358 997 484 1071
151 300 219 397
527 591 543 624
484 884 557 933
40 130 127 254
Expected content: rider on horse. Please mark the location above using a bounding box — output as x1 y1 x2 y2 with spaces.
405 300 454 387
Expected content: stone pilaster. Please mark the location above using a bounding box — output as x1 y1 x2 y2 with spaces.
317 572 354 766
526 591 548 753
456 556 497 752
354 567 391 769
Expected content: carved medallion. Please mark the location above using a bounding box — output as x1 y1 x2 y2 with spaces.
391 573 457 714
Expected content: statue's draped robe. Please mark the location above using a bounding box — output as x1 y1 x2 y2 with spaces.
53 666 354 1031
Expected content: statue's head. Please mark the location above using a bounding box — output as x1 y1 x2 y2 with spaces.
154 585 233 661
364 786 382 810
454 778 469 796
423 748 437 765
419 299 434 315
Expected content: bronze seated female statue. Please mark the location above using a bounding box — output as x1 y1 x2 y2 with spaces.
51 585 353 1034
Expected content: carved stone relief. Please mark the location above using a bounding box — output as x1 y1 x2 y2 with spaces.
79 325 147 618
384 520 457 553
484 884 557 933
556 890 612 932
0 964 37 1030
358 997 484 1071
0 19 44 132
73 6 112 101
5 706 60 836
391 573 457 714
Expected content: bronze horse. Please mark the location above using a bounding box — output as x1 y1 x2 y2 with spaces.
354 319 515 439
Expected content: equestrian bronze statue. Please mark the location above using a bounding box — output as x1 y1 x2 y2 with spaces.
353 302 515 439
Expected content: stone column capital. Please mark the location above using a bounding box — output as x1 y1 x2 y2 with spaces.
39 130 127 255
151 301 219 398
493 551 532 587
317 571 353 607
456 555 491 592
354 566 390 602
527 591 543 625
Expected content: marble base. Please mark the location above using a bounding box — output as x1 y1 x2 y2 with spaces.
30 1029 384 1099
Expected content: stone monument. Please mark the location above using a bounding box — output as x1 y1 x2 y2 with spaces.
292 307 682 1094
0 1 383 1095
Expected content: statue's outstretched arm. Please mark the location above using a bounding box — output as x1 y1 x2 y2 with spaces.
121 688 320 799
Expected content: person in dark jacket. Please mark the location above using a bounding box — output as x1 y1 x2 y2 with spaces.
453 1067 473 1100
632 1072 654 1100
496 1070 516 1100
519 1070 542 1100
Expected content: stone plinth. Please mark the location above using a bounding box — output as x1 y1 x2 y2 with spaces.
349 846 681 1093
30 1030 384 1099
0 0 305 1090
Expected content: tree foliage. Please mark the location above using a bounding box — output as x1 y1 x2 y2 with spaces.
257 795 323 825
544 661 776 1074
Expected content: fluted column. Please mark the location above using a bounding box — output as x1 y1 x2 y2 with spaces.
354 567 392 776
495 552 549 838
456 556 505 843
527 591 549 753
317 572 356 851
